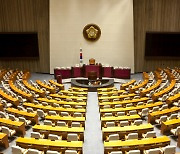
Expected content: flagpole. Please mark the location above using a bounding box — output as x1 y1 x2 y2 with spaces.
80 47 83 66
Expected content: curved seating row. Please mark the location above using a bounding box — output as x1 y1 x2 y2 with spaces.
0 69 87 153
98 68 179 153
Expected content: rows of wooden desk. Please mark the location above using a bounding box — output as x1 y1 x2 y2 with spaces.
161 118 180 134
104 136 170 154
101 114 141 127
120 80 136 90
22 80 45 97
6 107 38 124
0 89 19 106
16 137 83 153
152 79 176 101
0 70 89 152
14 86 87 153
98 85 172 153
148 106 180 123
129 72 149 93
21 71 30 80
164 69 176 80
49 80 64 90
45 115 86 127
36 80 56 94
23 102 86 116
37 98 87 108
69 87 88 92
98 93 136 102
98 90 125 97
0 117 25 136
140 79 162 97
100 102 163 116
97 87 117 92
60 90 87 96
32 124 84 141
166 93 180 106
8 80 33 102
50 94 87 102
99 97 149 108
102 123 153 141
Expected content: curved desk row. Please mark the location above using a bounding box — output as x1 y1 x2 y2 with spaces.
37 98 87 108
16 137 83 153
32 124 84 141
104 136 170 154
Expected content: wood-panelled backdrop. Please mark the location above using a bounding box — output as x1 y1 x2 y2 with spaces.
134 0 180 72
0 0 180 73
0 0 49 73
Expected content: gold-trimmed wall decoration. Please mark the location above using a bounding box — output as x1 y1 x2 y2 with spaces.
83 24 101 41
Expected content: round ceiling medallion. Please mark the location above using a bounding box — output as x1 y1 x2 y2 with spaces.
83 24 101 41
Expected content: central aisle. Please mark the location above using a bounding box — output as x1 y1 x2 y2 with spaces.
83 92 104 154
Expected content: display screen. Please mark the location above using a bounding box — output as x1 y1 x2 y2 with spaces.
145 32 180 59
0 32 39 59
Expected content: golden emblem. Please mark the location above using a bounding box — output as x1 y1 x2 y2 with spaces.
83 24 101 41
86 26 98 39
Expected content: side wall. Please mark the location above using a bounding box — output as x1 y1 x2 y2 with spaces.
134 0 180 72
0 0 49 73
50 0 134 74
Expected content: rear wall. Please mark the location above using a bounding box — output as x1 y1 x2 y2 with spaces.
50 0 134 74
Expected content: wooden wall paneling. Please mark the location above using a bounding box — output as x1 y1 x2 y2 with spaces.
134 0 180 72
133 0 146 72
0 0 49 73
